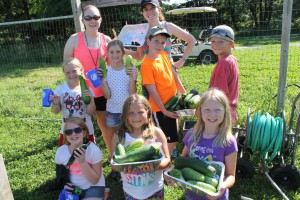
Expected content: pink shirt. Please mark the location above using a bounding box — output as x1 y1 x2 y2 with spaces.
73 32 107 98
209 54 239 123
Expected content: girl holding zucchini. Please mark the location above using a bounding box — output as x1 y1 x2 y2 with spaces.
50 58 96 146
99 39 137 158
55 117 105 199
111 94 170 200
181 89 238 200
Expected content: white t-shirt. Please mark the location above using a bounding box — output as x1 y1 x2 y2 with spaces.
121 132 163 199
105 65 137 113
55 142 105 189
54 83 94 135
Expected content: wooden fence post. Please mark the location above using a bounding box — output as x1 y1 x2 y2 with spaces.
70 0 84 32
277 0 293 115
0 154 14 200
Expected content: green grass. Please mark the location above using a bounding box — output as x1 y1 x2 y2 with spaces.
0 40 300 200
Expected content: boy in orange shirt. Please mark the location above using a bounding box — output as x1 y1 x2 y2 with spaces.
140 26 183 156
210 25 239 124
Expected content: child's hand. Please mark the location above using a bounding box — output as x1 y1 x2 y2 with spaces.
97 68 104 78
123 165 137 174
64 183 74 193
206 182 225 200
140 163 155 172
74 147 86 164
164 111 179 119
83 89 93 97
125 66 134 76
50 94 60 105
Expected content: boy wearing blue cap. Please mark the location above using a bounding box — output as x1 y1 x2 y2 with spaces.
210 25 239 124
140 26 182 157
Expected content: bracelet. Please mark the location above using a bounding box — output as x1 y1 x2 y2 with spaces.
181 55 187 61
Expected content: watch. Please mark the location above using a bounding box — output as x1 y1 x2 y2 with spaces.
181 55 187 61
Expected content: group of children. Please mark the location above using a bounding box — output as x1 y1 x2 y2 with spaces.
49 7 239 200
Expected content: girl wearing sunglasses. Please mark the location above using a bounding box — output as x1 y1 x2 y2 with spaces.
55 117 106 199
64 5 112 152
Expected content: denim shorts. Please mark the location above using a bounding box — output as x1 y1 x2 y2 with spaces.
83 186 105 198
106 111 121 127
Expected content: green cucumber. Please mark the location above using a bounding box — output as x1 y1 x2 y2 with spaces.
164 95 180 110
174 157 216 177
79 75 90 105
113 144 156 164
67 142 91 167
187 94 201 109
204 175 219 188
115 143 126 156
99 57 107 78
181 167 205 182
170 168 185 181
124 55 132 69
187 180 217 193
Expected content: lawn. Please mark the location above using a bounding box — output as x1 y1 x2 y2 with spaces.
0 41 300 200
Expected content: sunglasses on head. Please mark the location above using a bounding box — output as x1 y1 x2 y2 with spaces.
83 15 101 21
211 29 233 40
64 127 83 136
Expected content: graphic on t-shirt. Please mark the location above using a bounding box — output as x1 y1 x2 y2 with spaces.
63 92 84 117
190 143 215 161
126 171 155 187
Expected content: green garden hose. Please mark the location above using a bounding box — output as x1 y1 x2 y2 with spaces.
247 112 284 163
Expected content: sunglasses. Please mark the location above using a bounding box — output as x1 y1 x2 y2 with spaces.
83 15 101 21
64 127 83 136
211 29 233 40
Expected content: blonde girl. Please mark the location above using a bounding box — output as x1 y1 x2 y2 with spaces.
181 89 238 200
50 58 96 146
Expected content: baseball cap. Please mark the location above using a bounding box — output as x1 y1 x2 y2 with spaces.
141 0 160 8
210 25 234 41
146 26 171 39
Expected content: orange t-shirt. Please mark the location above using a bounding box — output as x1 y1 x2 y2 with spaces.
73 32 107 98
140 52 177 112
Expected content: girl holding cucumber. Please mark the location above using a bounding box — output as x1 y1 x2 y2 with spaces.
181 89 238 200
99 39 137 159
50 58 96 146
110 94 170 200
55 117 106 200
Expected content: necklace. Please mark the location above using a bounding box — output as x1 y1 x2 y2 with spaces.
84 31 100 69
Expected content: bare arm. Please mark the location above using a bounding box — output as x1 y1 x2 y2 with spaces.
181 145 188 157
126 66 137 94
167 22 196 69
146 84 179 119
172 68 186 94
50 94 61 114
100 78 111 99
110 133 121 172
155 127 170 169
63 34 78 60
85 90 96 115
125 47 145 61
75 148 102 185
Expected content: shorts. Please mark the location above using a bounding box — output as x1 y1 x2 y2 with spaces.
152 112 179 143
142 85 149 100
106 111 121 127
124 188 164 200
94 96 107 111
83 186 105 198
